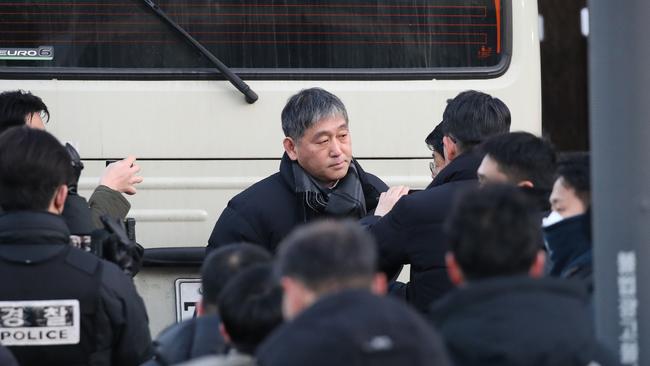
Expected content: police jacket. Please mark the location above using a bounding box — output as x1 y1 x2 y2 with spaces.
256 289 451 366
143 314 226 366
429 276 616 366
0 344 18 366
361 151 481 313
207 154 387 253
0 211 152 366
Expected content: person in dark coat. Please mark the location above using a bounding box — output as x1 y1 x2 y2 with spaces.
257 220 451 366
425 121 447 179
0 127 152 366
544 153 593 287
178 264 283 366
428 185 615 366
0 89 142 229
144 243 272 366
207 88 388 254
361 90 511 313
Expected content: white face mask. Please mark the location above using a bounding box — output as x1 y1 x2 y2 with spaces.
542 210 564 228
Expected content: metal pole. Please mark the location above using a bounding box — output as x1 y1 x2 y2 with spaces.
590 0 650 365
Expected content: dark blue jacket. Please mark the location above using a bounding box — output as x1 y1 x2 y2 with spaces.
544 213 592 279
208 155 387 253
143 315 226 366
429 276 615 366
361 151 481 313
257 289 450 366
0 211 151 366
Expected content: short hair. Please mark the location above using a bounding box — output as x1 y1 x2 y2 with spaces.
276 220 377 294
218 264 283 354
281 88 349 141
556 152 590 207
442 90 511 151
446 185 542 280
0 127 72 211
425 121 445 155
480 132 557 191
0 90 49 135
200 243 272 306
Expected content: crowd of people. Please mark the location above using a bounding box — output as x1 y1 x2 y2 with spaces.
0 87 613 366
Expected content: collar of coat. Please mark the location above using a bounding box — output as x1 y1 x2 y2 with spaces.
427 149 483 189
428 275 589 322
0 210 70 245
278 153 382 212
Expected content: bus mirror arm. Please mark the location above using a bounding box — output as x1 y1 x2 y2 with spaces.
141 0 259 104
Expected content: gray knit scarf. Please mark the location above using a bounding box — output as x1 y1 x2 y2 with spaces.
292 162 367 218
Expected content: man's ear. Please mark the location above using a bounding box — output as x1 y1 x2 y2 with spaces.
445 252 465 286
442 136 458 162
529 251 546 278
219 323 232 345
517 180 534 189
281 276 314 320
371 273 388 296
50 184 68 215
283 137 298 161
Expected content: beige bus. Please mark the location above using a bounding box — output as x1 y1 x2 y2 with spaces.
0 0 540 335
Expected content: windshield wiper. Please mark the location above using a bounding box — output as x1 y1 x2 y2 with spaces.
142 0 258 104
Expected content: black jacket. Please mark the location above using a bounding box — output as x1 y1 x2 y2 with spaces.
257 289 450 366
0 345 18 366
361 151 481 312
208 155 387 253
143 314 226 366
0 211 152 366
429 277 616 366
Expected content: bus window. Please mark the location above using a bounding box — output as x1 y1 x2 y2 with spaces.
0 0 508 78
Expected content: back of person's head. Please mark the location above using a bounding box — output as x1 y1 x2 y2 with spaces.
218 264 283 355
445 185 543 282
479 132 557 191
200 243 272 310
276 220 378 295
0 126 71 211
556 152 590 208
0 90 49 134
442 90 510 152
281 87 348 141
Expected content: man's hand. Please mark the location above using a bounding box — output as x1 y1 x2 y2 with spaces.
100 156 143 195
374 186 410 217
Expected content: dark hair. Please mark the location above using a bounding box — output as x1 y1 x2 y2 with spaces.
556 152 590 207
0 90 49 135
425 121 445 155
442 90 511 151
480 132 557 191
218 264 283 354
276 220 377 294
445 185 542 280
0 127 72 211
200 243 272 307
281 88 348 140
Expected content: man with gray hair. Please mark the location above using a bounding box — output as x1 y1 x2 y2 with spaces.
207 88 387 253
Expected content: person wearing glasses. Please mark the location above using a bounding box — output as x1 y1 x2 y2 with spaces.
425 122 447 179
365 91 511 313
